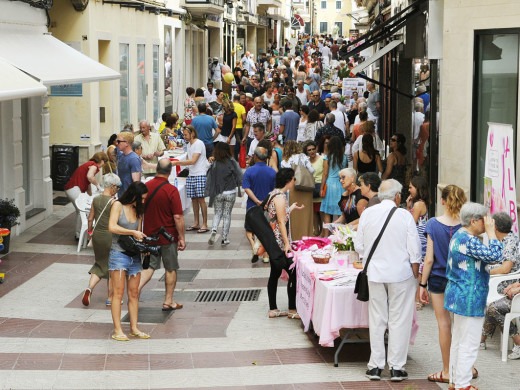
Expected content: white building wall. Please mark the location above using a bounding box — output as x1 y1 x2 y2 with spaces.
440 1 520 193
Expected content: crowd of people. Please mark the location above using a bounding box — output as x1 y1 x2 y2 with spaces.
60 34 520 389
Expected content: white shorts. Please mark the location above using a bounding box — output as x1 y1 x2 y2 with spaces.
215 134 236 146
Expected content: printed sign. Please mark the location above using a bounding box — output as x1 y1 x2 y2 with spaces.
296 255 315 332
484 122 518 235
342 78 366 110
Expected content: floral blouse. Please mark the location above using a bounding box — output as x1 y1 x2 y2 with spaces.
493 232 520 293
267 189 291 250
444 228 503 317
184 97 196 121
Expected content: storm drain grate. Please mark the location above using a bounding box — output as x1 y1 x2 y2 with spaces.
195 289 261 303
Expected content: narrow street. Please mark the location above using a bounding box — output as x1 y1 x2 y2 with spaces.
0 196 515 389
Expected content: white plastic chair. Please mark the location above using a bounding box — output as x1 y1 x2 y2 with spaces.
75 193 93 252
488 270 520 305
501 294 520 362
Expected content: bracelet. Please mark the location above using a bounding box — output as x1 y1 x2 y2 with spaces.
87 230 93 235
419 282 427 288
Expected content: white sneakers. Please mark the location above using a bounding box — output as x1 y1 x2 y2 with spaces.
508 344 520 360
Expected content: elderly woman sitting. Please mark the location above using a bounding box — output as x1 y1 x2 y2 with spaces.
444 203 503 390
480 211 520 359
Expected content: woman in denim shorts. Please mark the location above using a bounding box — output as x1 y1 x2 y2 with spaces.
419 185 469 384
108 181 149 341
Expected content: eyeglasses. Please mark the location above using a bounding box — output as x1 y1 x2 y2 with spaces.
390 138 397 142
116 140 127 144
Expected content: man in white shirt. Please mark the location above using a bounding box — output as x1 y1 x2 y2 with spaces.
204 82 217 103
412 100 425 171
332 93 347 113
329 101 348 138
321 43 332 68
354 179 421 383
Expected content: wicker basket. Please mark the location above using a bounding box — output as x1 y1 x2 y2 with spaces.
312 254 331 264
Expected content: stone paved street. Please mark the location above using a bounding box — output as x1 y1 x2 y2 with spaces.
0 197 518 389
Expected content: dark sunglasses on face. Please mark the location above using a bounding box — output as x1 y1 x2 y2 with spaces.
390 138 397 142
116 140 127 144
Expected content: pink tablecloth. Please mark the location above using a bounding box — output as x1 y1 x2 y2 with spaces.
295 251 418 347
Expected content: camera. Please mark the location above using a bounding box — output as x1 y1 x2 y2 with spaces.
118 226 175 258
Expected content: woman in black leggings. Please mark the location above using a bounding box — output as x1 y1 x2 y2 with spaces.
265 168 304 319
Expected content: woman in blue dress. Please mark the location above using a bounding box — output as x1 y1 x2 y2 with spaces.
320 136 347 236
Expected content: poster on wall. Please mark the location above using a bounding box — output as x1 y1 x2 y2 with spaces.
484 122 518 235
341 78 366 110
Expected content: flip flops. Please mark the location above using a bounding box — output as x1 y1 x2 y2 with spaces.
186 226 200 231
162 303 184 311
197 228 209 233
111 334 130 341
129 332 151 339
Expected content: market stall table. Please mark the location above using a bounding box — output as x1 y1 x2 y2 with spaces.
295 250 418 367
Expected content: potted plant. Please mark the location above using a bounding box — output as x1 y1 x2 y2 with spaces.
328 225 361 268
0 198 20 254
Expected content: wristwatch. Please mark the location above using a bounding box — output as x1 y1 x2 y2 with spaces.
419 282 427 288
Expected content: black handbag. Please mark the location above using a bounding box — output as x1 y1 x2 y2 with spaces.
245 193 290 271
354 207 397 302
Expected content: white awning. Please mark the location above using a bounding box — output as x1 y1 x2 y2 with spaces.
0 30 120 86
0 59 47 101
350 40 403 75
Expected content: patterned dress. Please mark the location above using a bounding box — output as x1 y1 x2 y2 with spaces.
184 97 196 122
444 228 503 317
410 202 428 272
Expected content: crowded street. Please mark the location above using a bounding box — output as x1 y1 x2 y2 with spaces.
2 1 520 390
0 199 516 389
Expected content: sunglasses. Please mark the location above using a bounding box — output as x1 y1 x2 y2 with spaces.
390 138 397 142
307 148 316 152
116 140 127 144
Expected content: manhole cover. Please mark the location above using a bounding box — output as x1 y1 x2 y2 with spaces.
122 306 174 324
159 269 199 283
195 289 261 303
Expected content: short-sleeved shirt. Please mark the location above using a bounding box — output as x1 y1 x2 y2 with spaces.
234 102 246 129
186 139 209 176
144 177 183 245
367 90 380 115
424 218 462 279
117 151 142 196
221 111 238 137
135 132 166 174
64 161 99 192
246 108 271 138
280 110 301 141
191 114 218 146
242 162 276 210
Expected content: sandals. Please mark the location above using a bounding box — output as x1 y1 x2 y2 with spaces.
197 228 209 233
287 312 301 320
428 371 449 383
111 334 130 341
129 331 151 339
268 310 288 318
186 226 200 231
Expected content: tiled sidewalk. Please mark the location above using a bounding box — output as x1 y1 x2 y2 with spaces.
0 199 517 389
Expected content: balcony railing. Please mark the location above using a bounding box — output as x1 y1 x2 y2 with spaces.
185 0 224 6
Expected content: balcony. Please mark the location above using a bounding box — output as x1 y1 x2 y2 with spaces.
183 0 225 15
256 0 281 14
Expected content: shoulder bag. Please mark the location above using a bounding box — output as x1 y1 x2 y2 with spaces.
87 197 113 247
292 155 315 192
354 207 397 301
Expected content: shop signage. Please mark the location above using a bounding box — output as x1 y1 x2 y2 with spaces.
484 122 518 235
342 78 366 110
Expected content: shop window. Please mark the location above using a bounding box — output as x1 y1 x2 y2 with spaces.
153 45 159 123
137 44 146 122
320 22 328 34
472 30 519 202
119 43 130 128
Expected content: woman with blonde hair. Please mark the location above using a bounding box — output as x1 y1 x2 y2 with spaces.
280 140 314 240
419 185 478 385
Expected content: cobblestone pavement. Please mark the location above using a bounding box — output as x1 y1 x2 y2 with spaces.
0 197 518 389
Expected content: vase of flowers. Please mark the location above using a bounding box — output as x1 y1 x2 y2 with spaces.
0 198 20 254
328 225 359 268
